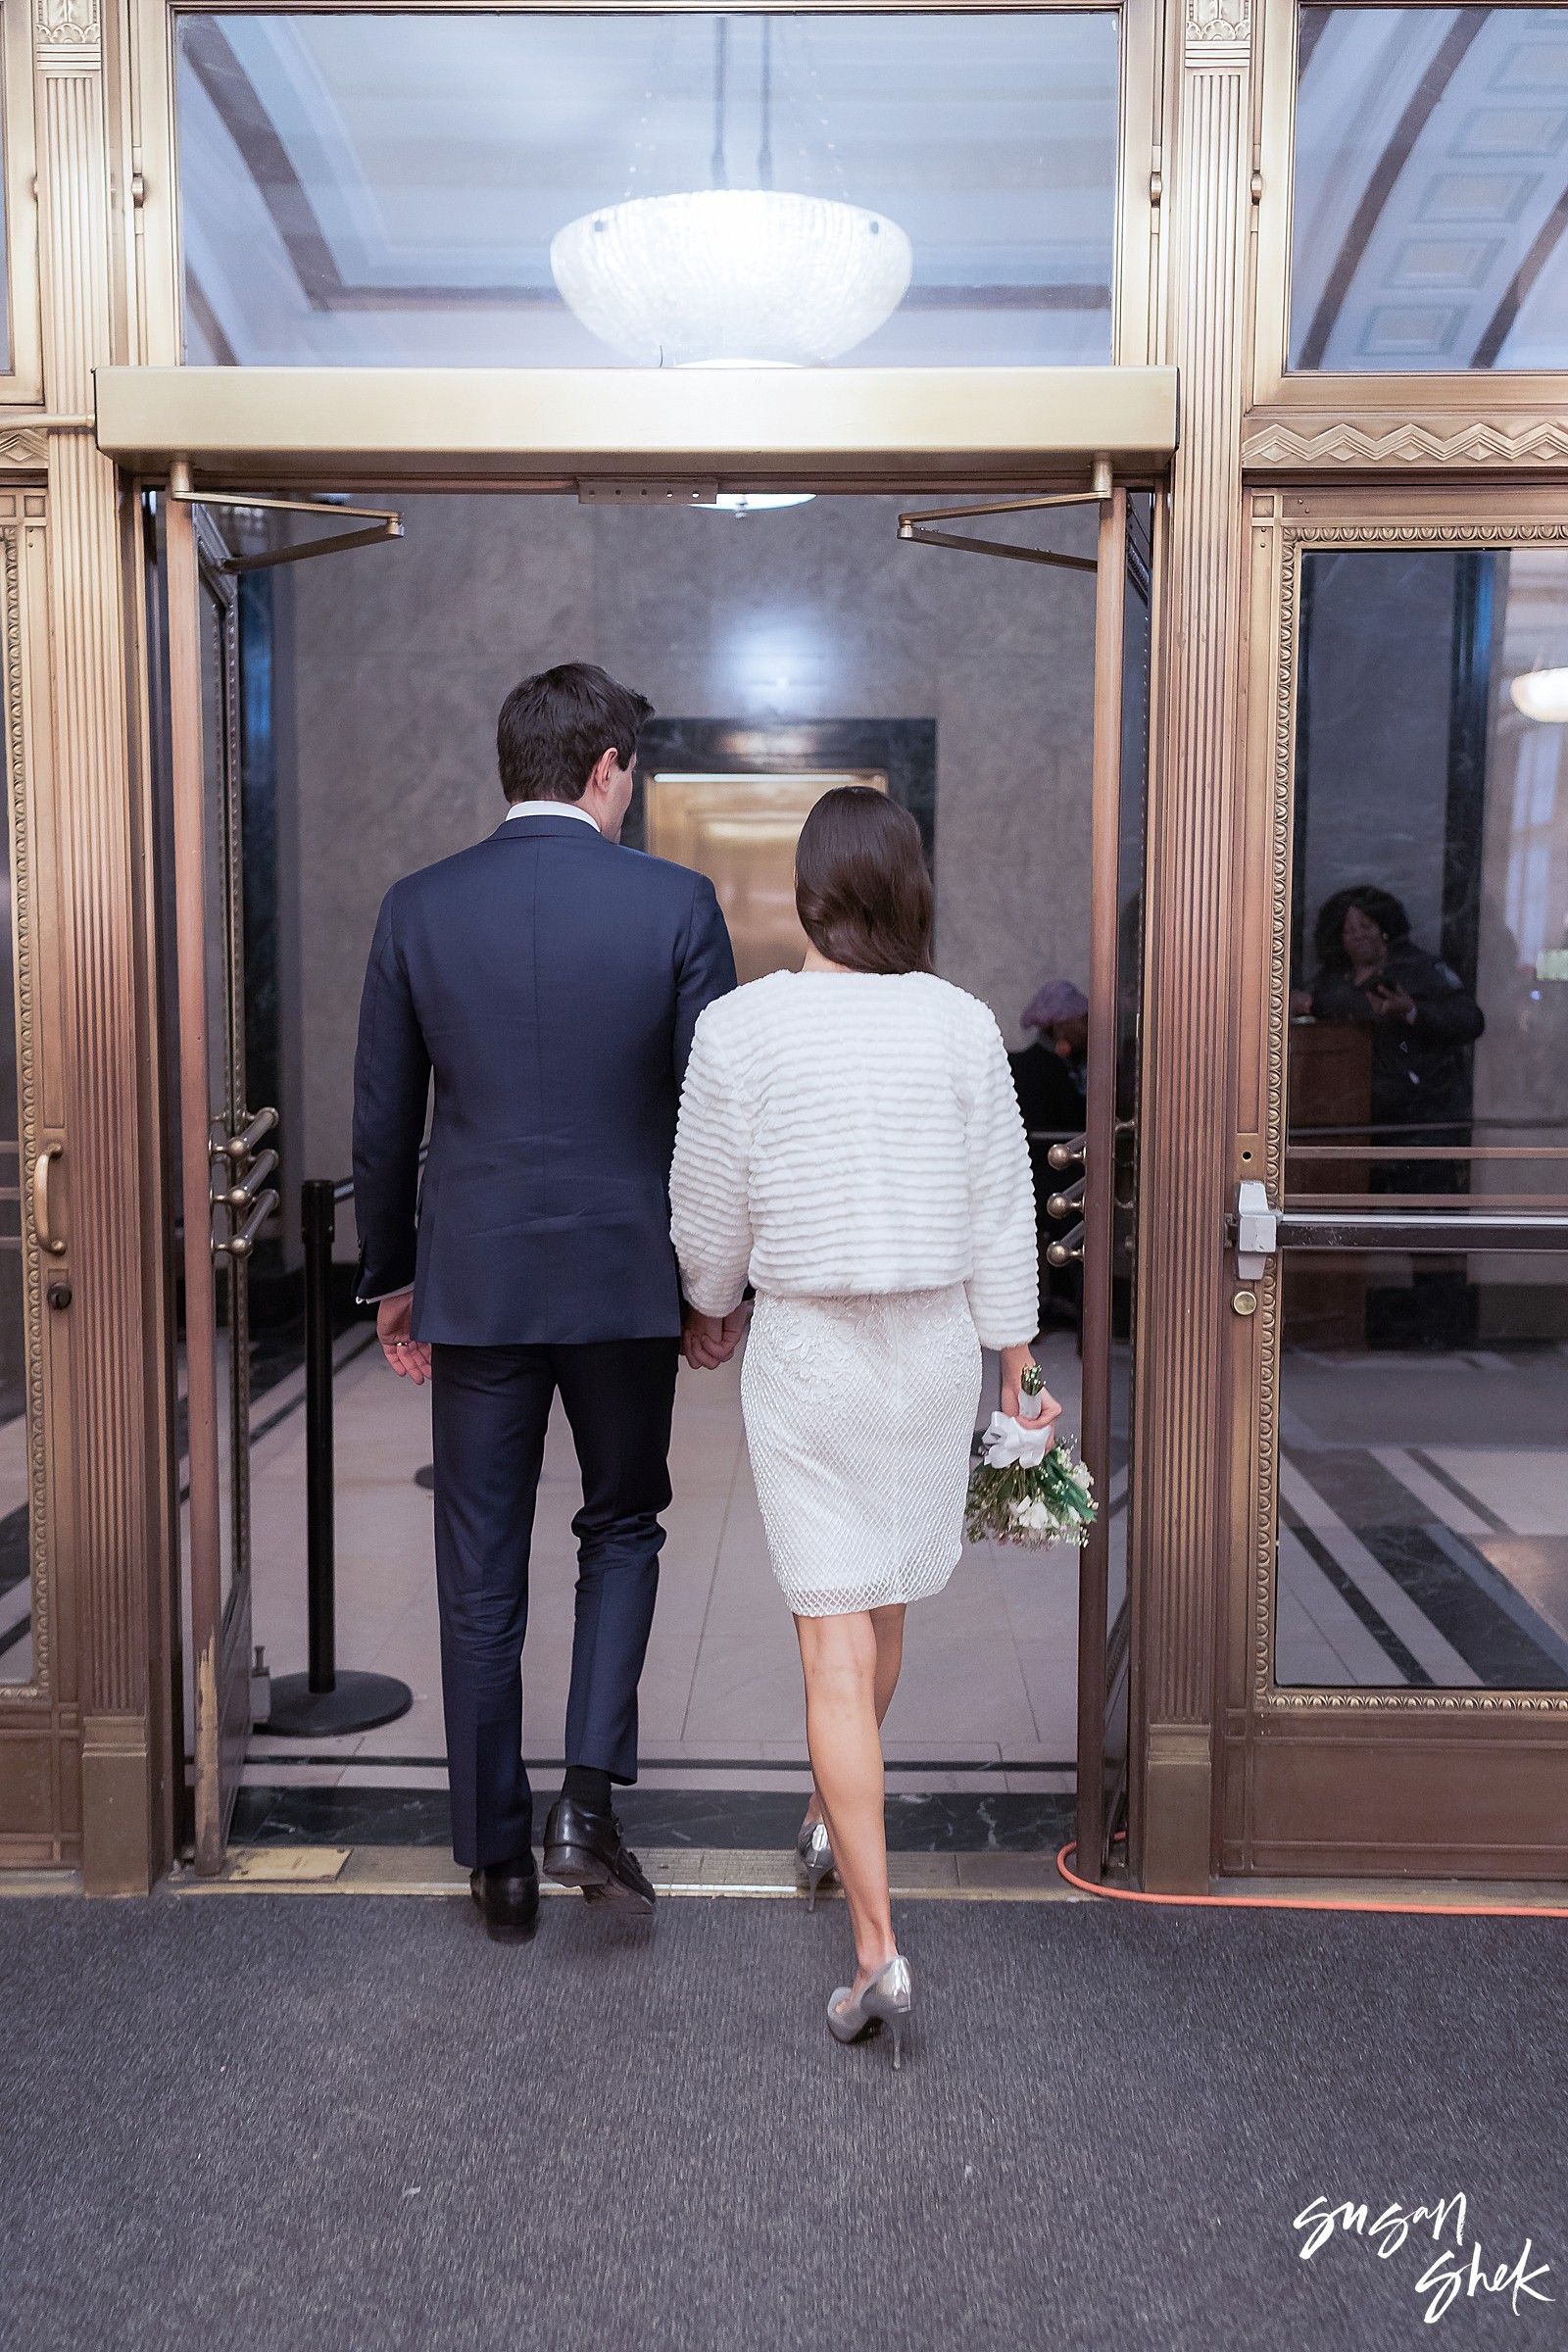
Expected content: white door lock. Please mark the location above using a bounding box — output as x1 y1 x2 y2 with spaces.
1235 1179 1277 1281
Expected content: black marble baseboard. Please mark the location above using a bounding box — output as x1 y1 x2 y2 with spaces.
229 1786 1075 1855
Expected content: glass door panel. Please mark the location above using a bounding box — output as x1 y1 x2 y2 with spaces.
200 565 247 1617
896 476 1152 1876
1274 531 1568 1691
167 501 275 1870
1099 488 1152 1855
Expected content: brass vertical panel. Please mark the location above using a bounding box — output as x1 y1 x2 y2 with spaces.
165 490 224 1876
1074 485 1126 1881
0 494 77 1870
0 507 59 1704
34 0 157 1890
1133 0 1253 1891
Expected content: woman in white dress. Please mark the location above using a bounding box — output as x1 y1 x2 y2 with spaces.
669 788 1060 2064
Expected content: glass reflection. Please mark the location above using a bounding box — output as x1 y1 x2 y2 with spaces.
1279 540 1568 1689
1292 8 1568 372
174 13 1118 369
1277 1253 1568 1691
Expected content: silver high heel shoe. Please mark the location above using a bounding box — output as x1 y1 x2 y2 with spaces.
826 1954 913 2070
795 1818 835 1911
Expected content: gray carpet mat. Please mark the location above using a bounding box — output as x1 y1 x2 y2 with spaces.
4 1893 1563 2350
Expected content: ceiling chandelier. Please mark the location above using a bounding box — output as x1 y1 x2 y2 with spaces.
550 23 911 368
1510 667 1568 723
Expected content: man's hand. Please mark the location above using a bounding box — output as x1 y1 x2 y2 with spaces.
377 1291 432 1385
682 1301 751 1371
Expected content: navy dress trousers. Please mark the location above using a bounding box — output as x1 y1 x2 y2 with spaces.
352 810 737 1866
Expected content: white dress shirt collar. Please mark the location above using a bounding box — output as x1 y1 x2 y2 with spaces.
505 799 600 831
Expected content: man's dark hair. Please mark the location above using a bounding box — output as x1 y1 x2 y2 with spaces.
496 662 654 804
795 787 934 976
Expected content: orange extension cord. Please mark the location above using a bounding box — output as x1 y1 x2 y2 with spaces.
1054 1842 1568 1921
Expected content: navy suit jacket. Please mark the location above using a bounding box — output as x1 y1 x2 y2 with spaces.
352 812 737 1345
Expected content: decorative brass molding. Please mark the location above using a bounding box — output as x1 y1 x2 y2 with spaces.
37 0 151 1816
34 0 99 50
1185 0 1250 67
1253 504 1568 1715
1243 414 1568 472
34 0 99 75
0 513 50 1705
1250 524 1294 1709
0 432 48 471
1267 1689 1568 1712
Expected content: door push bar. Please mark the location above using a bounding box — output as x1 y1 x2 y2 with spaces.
897 460 1111 570
1231 1179 1568 1279
167 459 404 575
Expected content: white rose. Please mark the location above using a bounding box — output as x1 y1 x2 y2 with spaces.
1072 1464 1093 1490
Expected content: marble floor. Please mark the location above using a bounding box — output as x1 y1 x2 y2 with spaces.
242 1326 1087 1823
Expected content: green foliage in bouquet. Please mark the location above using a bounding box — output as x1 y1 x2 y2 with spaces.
965 1366 1098 1550
965 1439 1098 1550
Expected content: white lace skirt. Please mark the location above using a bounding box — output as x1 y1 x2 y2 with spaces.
740 1285 983 1618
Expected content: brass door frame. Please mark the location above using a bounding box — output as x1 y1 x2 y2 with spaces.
93 366 1181 493
896 476 1158 1881
1227 479 1568 1881
166 490 256 1872
0 491 75 1865
122 0 1163 375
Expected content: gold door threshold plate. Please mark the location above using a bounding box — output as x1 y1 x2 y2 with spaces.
171 1846 1087 1902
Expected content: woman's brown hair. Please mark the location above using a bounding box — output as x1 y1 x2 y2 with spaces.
795 787 934 976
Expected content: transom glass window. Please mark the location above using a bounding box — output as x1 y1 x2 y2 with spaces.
174 12 1120 368
1292 6 1568 372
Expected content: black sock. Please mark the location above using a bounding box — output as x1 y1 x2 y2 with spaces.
563 1765 612 1814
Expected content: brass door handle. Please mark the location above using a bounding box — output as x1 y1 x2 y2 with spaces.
215 1148 278 1212
213 1104 278 1167
1047 1132 1088 1172
1046 1220 1085 1267
1046 1175 1087 1219
33 1144 66 1256
214 1189 278 1260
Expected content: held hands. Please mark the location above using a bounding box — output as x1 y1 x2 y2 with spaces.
682 1299 751 1371
377 1291 432 1386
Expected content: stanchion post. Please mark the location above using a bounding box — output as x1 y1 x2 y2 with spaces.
262 1178 414 1740
302 1178 337 1694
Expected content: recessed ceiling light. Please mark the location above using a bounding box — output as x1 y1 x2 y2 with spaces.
705 492 816 516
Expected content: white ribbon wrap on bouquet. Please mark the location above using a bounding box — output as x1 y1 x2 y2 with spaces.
981 1409 1054 1469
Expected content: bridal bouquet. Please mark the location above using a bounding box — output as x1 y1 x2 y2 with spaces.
964 1364 1098 1551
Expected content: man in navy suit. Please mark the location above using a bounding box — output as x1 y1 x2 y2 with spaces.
353 663 738 1940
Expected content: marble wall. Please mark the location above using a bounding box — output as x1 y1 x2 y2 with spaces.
277 492 1099 1238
